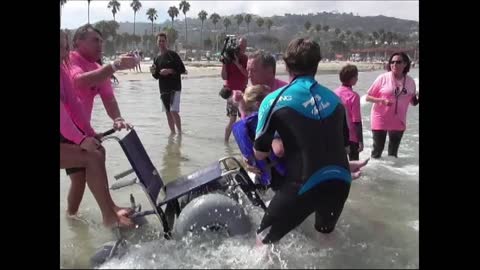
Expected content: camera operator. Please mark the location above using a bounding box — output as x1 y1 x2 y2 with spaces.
220 37 248 143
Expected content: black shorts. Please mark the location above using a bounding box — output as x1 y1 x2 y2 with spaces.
60 134 85 176
257 179 350 244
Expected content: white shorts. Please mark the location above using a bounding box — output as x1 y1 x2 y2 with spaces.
161 91 181 112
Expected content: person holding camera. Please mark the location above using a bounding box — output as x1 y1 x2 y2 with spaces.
220 37 248 143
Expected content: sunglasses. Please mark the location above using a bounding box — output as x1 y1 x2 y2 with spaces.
390 60 404 65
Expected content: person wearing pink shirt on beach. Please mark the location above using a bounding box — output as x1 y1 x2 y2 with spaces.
366 52 419 158
66 24 138 218
334 64 364 161
233 50 288 119
60 30 133 229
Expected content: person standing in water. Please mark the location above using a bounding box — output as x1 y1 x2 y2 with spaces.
366 52 419 158
150 32 187 135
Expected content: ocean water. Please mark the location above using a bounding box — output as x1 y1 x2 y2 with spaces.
60 68 419 269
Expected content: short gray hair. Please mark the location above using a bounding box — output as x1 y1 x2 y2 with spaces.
248 50 276 73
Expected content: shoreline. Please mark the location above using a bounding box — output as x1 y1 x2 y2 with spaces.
116 60 401 81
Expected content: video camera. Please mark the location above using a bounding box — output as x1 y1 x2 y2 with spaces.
220 35 240 65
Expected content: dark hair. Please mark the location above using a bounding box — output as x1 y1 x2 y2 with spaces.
283 38 322 76
387 52 411 74
249 50 276 74
72 24 103 49
339 64 358 85
156 32 168 40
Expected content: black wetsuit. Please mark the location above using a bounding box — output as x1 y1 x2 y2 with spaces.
254 76 351 243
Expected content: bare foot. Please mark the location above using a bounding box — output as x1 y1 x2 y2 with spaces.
114 206 134 217
350 158 370 172
103 214 134 229
351 171 362 180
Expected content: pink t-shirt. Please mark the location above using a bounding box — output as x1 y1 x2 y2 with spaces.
334 85 362 143
69 51 115 122
367 71 417 131
60 64 96 144
270 78 288 92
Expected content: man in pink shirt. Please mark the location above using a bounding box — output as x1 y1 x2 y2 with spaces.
334 64 364 160
233 50 288 119
66 24 138 213
247 50 288 92
366 52 419 158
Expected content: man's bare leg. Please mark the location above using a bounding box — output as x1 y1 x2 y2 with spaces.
166 112 176 134
67 171 87 216
172 111 182 133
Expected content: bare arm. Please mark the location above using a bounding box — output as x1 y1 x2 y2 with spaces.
101 96 122 121
74 64 116 89
366 95 384 103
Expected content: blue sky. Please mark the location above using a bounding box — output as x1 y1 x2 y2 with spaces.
61 1 419 29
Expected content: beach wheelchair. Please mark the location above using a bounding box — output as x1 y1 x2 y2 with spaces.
91 128 267 266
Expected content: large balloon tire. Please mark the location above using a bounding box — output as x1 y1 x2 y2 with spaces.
174 193 252 237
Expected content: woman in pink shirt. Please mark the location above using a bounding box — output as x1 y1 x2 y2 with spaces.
366 52 419 158
60 31 133 229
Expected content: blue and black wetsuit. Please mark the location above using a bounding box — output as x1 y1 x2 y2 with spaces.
254 75 352 243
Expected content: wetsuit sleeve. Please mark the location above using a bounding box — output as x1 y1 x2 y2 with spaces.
254 97 276 152
152 56 160 79
60 101 86 145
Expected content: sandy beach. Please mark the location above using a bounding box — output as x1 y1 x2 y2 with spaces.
115 60 386 81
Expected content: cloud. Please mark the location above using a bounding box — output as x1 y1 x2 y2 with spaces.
61 1 418 29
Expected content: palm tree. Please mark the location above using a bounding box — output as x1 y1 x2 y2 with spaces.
223 17 231 33
210 13 221 30
179 0 190 45
168 6 179 28
315 24 322 33
130 0 142 36
265 18 273 32
209 13 221 51
244 14 252 33
107 0 121 22
87 0 91 24
146 8 157 35
235 14 243 33
256 17 264 30
198 10 208 49
304 21 311 32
